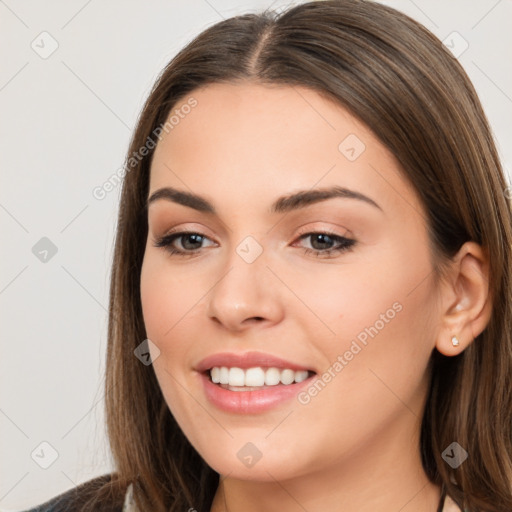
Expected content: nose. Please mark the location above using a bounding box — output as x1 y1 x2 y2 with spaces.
206 248 285 332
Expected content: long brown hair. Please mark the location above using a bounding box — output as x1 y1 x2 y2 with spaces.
82 1 512 510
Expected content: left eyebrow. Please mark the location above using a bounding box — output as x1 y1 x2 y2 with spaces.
270 185 382 213
146 185 383 214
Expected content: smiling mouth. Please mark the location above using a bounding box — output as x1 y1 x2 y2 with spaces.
204 366 317 391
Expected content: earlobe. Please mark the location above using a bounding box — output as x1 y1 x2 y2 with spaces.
434 241 492 356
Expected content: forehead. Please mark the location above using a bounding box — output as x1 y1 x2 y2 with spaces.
148 82 424 220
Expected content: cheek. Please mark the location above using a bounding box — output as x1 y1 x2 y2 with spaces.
298 241 436 394
282 257 415 352
140 252 206 343
139 253 201 410
139 253 202 424
292 280 435 464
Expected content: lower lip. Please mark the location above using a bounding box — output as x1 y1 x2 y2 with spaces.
198 371 316 414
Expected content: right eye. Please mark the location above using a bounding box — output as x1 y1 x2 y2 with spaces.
153 231 216 257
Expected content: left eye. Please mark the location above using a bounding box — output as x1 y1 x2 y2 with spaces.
294 232 356 257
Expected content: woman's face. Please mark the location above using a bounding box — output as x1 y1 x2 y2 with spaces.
140 82 441 481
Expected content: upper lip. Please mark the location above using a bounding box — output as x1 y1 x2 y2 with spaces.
195 351 316 373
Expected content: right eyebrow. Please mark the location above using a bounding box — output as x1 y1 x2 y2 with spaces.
147 187 214 213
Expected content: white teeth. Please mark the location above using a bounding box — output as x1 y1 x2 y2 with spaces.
208 366 311 387
280 369 295 385
245 367 265 386
265 367 281 386
211 367 220 383
228 367 245 386
219 366 229 384
294 370 309 383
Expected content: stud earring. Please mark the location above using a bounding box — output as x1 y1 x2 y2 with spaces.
451 335 460 347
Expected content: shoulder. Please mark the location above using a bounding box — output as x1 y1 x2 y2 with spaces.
20 473 127 512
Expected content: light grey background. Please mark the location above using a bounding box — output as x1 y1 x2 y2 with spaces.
1 0 511 510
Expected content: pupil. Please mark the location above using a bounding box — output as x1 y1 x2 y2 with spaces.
311 234 333 250
183 234 203 250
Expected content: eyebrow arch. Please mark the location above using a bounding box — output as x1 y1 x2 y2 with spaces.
146 185 382 214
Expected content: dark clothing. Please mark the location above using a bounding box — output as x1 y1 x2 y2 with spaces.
20 474 124 512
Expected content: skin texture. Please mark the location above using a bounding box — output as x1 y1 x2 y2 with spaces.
140 82 491 512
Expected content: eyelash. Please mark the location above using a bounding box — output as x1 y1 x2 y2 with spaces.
153 229 356 259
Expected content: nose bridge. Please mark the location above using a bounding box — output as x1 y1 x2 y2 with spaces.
206 232 283 330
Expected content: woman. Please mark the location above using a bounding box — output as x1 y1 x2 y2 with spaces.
24 0 512 511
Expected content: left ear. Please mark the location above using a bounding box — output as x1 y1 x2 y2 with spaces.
435 241 492 356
